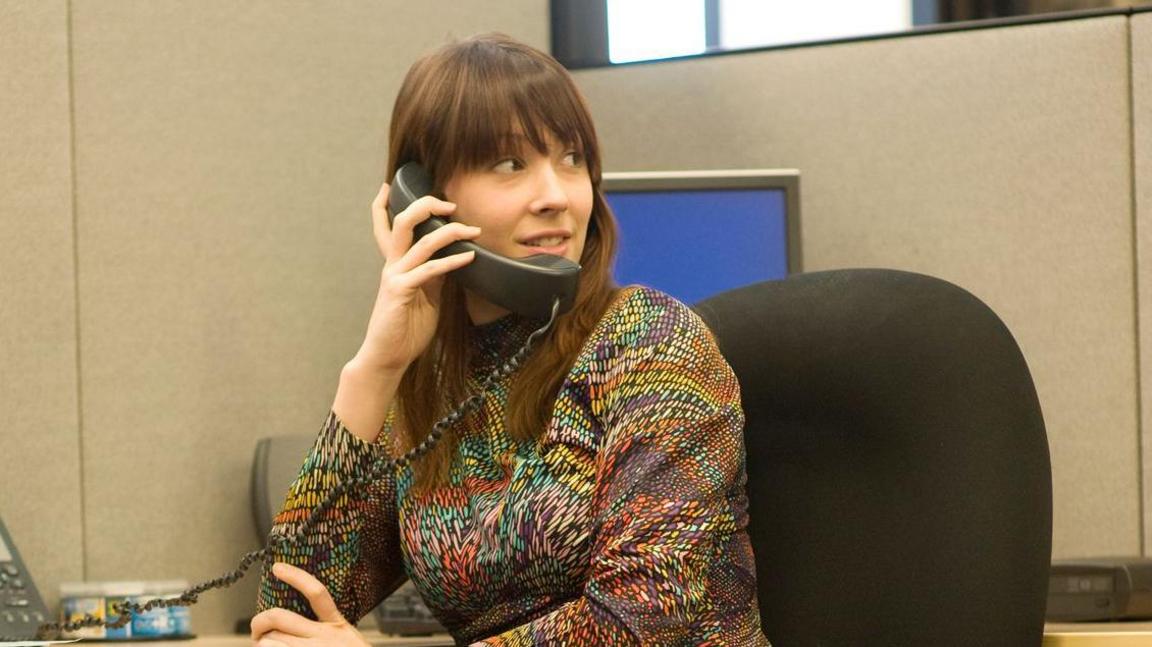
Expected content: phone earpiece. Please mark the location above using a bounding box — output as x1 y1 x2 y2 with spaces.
389 162 581 319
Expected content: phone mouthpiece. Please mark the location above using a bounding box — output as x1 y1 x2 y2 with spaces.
453 247 580 319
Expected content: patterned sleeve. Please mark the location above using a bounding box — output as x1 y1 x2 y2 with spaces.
479 293 755 645
255 410 407 623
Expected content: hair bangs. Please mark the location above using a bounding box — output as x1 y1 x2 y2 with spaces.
432 44 600 185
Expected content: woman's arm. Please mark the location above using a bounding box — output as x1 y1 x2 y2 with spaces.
333 357 405 443
478 296 764 645
255 408 407 623
255 178 480 620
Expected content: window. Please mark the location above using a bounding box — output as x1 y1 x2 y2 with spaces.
607 0 707 63
719 0 911 50
550 0 1151 69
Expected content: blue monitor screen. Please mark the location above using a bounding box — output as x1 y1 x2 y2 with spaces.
606 188 790 305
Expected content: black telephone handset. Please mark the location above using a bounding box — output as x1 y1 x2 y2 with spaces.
0 515 51 640
388 162 580 319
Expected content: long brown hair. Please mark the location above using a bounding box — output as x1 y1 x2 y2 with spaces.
386 33 620 490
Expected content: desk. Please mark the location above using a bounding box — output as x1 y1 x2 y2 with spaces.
133 626 1152 646
142 633 454 646
1044 622 1152 646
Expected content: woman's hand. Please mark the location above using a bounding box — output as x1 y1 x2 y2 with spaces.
353 180 480 372
250 563 371 647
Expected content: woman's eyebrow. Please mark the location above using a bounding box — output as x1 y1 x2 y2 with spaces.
495 135 535 154
497 131 573 155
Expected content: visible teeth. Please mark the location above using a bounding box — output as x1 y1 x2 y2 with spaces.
524 236 565 247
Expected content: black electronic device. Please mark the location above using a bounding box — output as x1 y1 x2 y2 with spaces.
1047 558 1152 621
387 161 581 319
251 434 317 543
0 515 52 640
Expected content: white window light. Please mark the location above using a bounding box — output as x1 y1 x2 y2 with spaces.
607 0 707 64
720 0 912 50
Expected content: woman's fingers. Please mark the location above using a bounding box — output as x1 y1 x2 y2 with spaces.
250 608 316 642
270 562 345 624
370 181 393 259
254 630 298 647
370 182 476 296
385 195 457 262
387 222 480 275
249 564 344 644
390 250 477 292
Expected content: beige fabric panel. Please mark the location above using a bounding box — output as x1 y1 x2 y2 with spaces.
0 0 85 616
69 0 547 634
6 1 1146 635
576 16 1138 558
1134 12 1152 556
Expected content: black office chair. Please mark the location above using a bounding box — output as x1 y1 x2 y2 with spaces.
694 269 1052 647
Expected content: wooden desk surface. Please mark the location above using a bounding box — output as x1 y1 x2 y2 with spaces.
140 633 454 646
134 625 1152 646
1044 622 1152 646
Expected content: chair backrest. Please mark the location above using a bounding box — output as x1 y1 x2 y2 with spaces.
694 269 1052 647
251 434 316 541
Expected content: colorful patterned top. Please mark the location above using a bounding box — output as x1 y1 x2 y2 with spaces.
257 286 769 646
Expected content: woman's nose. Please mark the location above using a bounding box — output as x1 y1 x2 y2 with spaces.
529 167 569 215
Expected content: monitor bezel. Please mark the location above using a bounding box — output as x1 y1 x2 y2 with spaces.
600 169 803 274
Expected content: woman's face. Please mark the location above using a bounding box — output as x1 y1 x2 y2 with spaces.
442 129 593 321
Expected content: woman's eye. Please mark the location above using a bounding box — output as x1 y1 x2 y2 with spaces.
562 151 584 167
492 158 523 173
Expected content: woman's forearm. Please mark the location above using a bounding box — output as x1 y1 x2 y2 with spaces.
332 358 405 443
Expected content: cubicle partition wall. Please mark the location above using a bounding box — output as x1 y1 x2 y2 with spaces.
3 1 1152 634
0 0 550 634
575 13 1144 560
1134 12 1152 557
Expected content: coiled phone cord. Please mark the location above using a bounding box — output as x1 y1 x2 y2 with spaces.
16 298 562 642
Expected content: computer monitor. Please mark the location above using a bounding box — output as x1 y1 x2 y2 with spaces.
602 169 802 305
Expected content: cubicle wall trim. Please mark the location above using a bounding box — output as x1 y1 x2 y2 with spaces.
64 0 89 582
565 5 1152 70
1132 13 1152 556
1126 14 1146 557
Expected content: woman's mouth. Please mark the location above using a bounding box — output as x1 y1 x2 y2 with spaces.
522 235 567 247
519 234 570 254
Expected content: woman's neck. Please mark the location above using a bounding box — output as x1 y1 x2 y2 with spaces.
464 290 512 325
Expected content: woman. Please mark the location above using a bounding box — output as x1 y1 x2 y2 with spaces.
251 33 768 646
